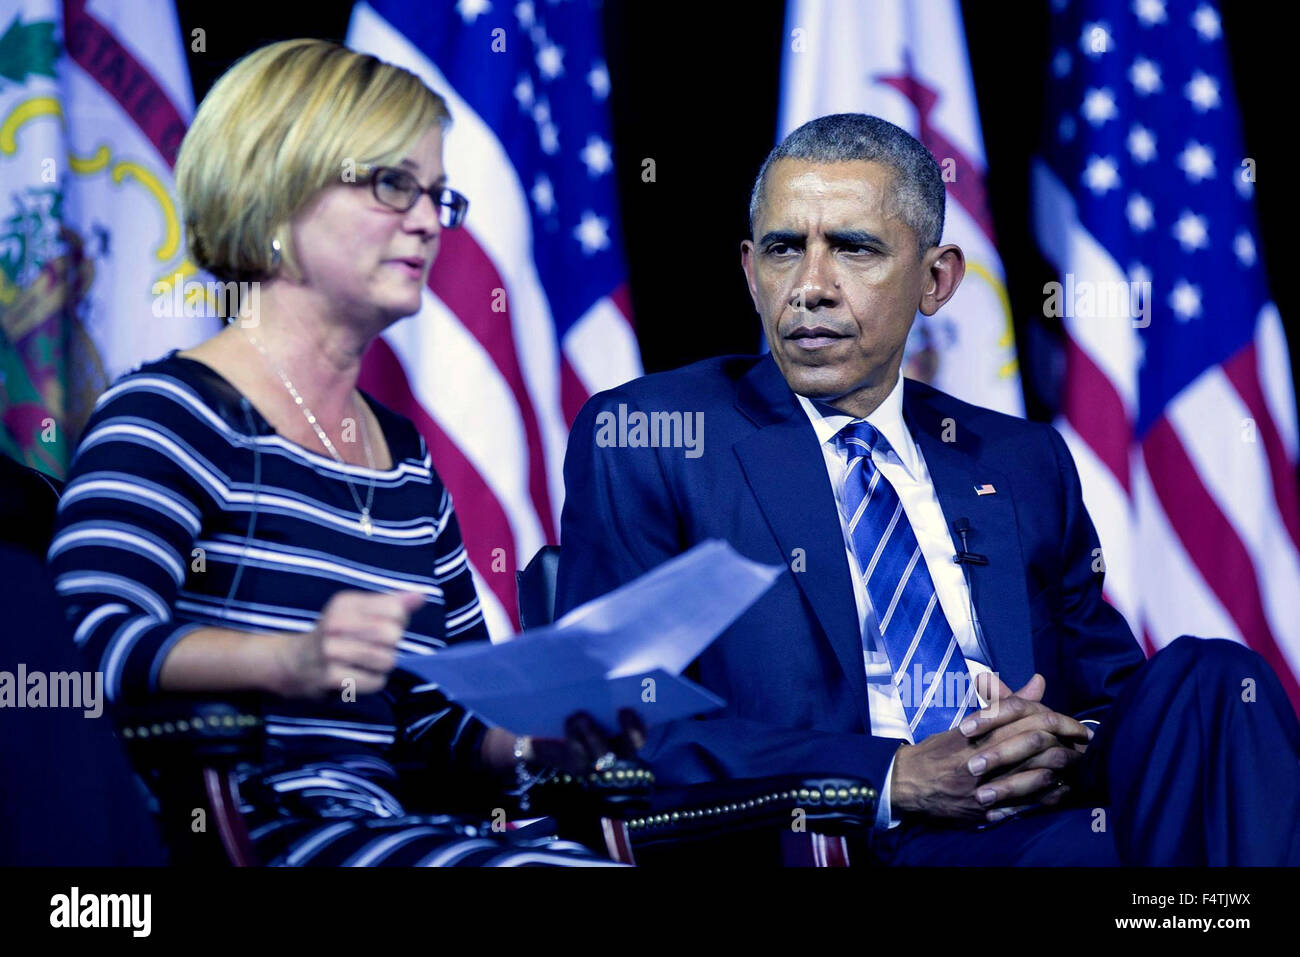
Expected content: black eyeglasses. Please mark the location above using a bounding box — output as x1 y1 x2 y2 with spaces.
357 165 469 228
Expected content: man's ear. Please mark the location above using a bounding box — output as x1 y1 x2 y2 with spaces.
740 239 761 311
918 243 965 317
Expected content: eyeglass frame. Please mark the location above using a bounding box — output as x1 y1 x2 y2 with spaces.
354 163 469 228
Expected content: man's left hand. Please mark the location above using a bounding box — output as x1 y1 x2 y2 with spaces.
958 672 1094 823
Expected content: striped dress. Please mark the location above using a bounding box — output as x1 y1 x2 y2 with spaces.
47 352 614 866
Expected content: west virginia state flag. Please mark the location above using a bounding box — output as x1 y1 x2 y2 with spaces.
778 0 1023 417
0 0 212 476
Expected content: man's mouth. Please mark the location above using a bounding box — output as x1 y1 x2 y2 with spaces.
786 326 850 350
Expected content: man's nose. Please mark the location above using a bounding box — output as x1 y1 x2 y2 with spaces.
789 246 838 311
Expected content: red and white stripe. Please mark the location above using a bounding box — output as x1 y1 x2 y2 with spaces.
349 6 641 638
778 0 1023 417
1034 162 1300 711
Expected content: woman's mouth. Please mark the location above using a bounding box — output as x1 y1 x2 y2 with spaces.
387 258 425 280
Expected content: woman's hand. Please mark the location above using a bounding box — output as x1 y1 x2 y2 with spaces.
271 590 425 698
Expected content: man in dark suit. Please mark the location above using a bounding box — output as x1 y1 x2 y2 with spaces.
556 114 1299 864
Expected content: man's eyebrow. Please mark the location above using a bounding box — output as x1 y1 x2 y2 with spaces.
826 229 889 249
757 228 891 250
757 230 804 247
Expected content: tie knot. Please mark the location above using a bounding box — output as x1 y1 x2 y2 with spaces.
837 420 883 460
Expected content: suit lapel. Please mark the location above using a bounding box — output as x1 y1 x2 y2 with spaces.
732 358 872 732
903 381 1035 689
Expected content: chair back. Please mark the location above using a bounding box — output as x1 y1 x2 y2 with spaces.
0 454 64 555
516 544 561 630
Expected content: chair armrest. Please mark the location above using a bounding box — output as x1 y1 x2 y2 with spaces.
526 761 656 818
112 698 265 866
116 698 264 767
625 774 878 848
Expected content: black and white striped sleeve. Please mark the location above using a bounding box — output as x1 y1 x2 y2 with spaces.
46 381 210 707
390 480 492 781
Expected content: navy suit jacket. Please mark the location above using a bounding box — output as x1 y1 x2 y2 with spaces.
556 354 1146 793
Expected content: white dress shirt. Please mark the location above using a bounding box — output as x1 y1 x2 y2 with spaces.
795 373 994 828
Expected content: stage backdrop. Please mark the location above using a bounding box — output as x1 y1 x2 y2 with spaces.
777 0 1023 417
1034 0 1300 709
347 1 642 637
0 0 213 475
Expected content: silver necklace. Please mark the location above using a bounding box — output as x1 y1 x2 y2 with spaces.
241 328 377 535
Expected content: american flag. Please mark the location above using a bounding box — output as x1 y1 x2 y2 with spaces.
1034 0 1300 710
346 1 641 637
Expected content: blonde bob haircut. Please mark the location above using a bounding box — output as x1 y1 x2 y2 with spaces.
176 38 450 284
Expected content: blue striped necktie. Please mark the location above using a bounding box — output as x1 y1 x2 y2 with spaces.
837 420 976 741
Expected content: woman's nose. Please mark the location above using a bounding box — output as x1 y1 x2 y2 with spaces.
404 191 442 237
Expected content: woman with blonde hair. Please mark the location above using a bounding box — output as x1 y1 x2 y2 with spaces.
47 38 638 866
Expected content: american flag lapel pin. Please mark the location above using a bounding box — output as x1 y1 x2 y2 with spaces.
974 483 997 496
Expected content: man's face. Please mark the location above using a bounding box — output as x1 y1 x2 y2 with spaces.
741 159 963 413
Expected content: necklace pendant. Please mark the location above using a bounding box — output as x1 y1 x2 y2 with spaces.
360 511 373 536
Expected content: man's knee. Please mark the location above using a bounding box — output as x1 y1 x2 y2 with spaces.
1150 636 1264 702
1157 635 1258 672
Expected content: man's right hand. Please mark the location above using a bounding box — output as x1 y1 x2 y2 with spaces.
889 672 1092 822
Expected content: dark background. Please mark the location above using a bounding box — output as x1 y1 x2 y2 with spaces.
176 0 1296 425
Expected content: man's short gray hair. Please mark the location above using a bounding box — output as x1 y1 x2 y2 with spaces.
748 113 946 255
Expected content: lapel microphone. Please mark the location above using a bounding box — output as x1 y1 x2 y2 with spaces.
952 517 989 566
952 517 995 668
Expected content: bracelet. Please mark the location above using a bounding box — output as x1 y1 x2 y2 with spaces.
513 735 536 812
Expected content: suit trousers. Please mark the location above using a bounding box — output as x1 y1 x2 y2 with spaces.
870 637 1300 865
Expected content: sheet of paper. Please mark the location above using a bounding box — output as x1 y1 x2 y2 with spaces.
448 669 726 738
553 539 785 677
395 540 784 732
398 636 606 696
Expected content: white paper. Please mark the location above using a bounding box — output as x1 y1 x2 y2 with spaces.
395 540 784 735
553 539 785 677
